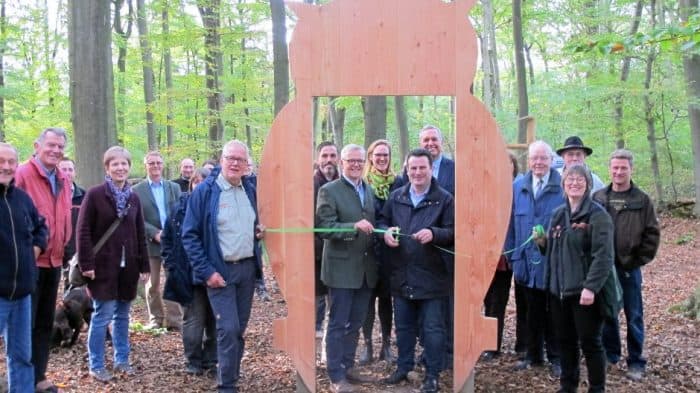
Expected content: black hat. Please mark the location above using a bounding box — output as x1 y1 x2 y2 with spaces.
556 136 593 156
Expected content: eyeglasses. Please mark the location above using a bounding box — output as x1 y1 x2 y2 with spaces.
564 177 586 185
147 161 163 166
223 155 247 164
343 159 365 165
372 153 389 157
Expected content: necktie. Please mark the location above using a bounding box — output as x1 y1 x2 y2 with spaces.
535 179 544 198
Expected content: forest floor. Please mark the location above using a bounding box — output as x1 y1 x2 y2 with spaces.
0 215 697 393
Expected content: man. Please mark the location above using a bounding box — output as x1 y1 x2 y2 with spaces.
379 148 454 393
173 158 196 192
0 142 48 393
58 157 86 290
182 140 265 393
593 149 660 382
505 140 563 377
313 141 339 337
418 125 454 195
316 144 378 393
15 127 72 393
556 136 605 192
133 151 182 329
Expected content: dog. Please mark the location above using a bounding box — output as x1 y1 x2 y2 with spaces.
51 286 93 348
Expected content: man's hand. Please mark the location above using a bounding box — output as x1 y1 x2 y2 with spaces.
256 224 266 239
153 230 162 243
354 219 374 235
412 228 433 244
384 227 400 248
140 272 150 282
580 288 595 306
206 272 227 288
33 246 41 260
82 270 95 280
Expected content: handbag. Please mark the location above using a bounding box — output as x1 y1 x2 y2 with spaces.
68 215 125 287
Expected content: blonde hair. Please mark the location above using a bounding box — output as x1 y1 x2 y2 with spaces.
364 139 394 177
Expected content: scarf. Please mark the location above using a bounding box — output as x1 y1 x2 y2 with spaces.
365 167 395 201
105 175 132 218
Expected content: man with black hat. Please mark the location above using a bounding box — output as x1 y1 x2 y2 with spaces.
556 136 605 193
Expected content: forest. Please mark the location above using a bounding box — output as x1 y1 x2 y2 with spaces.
0 0 698 214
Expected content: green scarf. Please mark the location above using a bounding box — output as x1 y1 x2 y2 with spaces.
365 168 396 200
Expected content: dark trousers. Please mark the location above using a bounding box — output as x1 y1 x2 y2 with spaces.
326 284 372 383
361 288 392 343
31 266 61 383
602 267 646 369
523 287 559 364
514 282 528 353
551 295 606 393
183 285 217 370
395 296 446 378
483 269 513 352
206 259 256 393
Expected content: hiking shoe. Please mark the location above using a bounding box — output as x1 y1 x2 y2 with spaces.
626 366 644 382
90 368 113 382
114 363 136 375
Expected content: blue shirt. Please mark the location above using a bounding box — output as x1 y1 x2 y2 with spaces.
148 178 168 228
409 185 428 207
432 155 443 179
343 175 365 207
36 158 58 195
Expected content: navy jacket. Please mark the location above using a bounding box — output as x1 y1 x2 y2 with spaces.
0 181 47 299
377 179 454 299
161 194 195 305
505 169 564 290
182 168 262 285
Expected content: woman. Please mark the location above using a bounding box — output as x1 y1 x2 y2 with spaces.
359 139 403 363
482 151 519 360
161 167 217 376
534 164 614 393
77 146 150 383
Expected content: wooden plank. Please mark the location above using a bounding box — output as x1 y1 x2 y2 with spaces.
260 1 510 391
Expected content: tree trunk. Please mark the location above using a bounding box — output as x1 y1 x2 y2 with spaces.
328 97 345 146
513 0 529 143
271 0 289 116
613 0 644 149
644 0 663 203
136 0 157 150
395 96 409 164
68 0 117 186
198 0 224 152
113 0 133 137
524 43 535 85
480 0 501 112
0 0 5 141
680 0 700 216
362 96 387 147
162 0 174 150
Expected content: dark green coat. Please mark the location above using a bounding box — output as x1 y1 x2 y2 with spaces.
133 179 182 257
543 196 614 299
316 177 378 289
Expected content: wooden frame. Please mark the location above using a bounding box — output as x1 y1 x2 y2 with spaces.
258 1 512 391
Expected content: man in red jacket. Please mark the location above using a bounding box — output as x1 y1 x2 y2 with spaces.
15 127 72 393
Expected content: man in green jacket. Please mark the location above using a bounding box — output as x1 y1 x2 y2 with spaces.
316 143 378 393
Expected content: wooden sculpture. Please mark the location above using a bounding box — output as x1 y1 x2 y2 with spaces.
258 0 512 391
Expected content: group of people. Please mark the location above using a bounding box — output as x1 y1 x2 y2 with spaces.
0 125 660 393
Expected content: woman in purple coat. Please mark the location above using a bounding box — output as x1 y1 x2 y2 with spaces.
77 146 150 383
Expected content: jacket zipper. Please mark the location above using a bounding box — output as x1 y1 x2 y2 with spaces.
3 188 20 300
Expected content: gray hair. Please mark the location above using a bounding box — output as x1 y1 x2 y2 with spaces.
0 142 18 158
35 127 67 144
609 149 634 167
340 143 365 160
419 124 443 141
143 150 163 164
528 140 554 159
222 140 251 158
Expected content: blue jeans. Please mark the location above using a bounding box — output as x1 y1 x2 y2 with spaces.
325 285 372 383
182 286 217 370
394 296 446 378
603 267 646 369
207 259 256 393
0 295 34 393
88 299 131 371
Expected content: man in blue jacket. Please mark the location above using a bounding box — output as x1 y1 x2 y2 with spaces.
181 140 265 393
379 148 454 393
505 140 564 377
0 142 48 393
